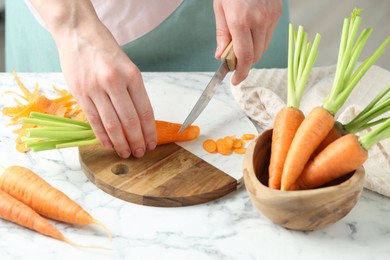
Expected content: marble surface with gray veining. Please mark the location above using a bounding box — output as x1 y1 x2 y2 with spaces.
0 72 389 260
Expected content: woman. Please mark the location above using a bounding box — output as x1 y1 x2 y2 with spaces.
5 0 289 158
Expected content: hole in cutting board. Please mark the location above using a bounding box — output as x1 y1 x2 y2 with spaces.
111 164 130 175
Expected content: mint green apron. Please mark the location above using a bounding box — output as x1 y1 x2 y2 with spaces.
5 0 289 72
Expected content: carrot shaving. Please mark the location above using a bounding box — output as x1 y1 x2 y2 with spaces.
2 71 86 152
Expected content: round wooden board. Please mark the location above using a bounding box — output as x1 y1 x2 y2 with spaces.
79 143 238 207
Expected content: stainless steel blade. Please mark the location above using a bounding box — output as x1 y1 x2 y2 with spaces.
178 60 230 133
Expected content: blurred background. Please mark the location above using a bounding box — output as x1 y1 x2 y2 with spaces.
0 0 389 72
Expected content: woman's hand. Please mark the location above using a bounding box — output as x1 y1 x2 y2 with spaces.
30 0 157 158
213 0 282 85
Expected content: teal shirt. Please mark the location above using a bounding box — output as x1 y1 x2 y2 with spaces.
5 0 289 72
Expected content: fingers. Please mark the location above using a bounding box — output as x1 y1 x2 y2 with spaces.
74 69 156 159
214 0 283 85
213 0 231 59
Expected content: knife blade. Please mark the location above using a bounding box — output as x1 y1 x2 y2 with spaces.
178 42 236 133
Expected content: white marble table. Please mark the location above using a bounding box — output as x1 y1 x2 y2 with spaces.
0 72 389 260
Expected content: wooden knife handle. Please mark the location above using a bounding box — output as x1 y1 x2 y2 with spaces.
221 41 236 71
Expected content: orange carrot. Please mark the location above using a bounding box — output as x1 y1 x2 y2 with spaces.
0 166 112 240
241 134 256 141
281 106 335 190
312 122 345 157
293 134 368 190
216 138 233 155
268 107 305 189
0 189 74 244
294 117 390 190
233 148 247 154
203 139 217 153
155 121 200 145
268 24 321 189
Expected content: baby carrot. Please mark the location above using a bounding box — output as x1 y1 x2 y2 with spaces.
268 24 320 189
0 166 112 240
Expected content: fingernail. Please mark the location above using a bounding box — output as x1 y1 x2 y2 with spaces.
147 141 156 151
134 148 145 158
119 150 131 158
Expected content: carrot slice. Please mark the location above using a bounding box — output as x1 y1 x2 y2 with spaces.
203 139 217 153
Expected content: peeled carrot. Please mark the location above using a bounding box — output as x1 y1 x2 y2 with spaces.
281 10 390 190
268 24 320 189
0 166 112 240
268 107 305 189
156 121 200 145
0 189 74 244
293 134 368 190
203 139 217 153
281 107 335 190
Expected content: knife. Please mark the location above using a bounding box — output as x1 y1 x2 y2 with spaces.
178 41 236 133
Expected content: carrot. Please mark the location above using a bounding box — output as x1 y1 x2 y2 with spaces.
233 148 247 154
292 134 368 190
203 139 217 153
313 85 390 156
268 24 321 189
280 10 390 190
0 189 74 244
216 138 233 155
268 108 305 189
156 121 200 145
18 112 200 152
241 134 256 141
202 134 254 155
0 165 112 241
294 117 390 189
281 107 335 190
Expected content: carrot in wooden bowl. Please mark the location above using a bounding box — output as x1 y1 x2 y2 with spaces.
268 24 320 189
292 117 390 190
281 9 390 190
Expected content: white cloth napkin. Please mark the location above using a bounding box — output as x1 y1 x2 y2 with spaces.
231 65 390 197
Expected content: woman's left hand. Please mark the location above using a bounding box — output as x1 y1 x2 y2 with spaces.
213 0 282 85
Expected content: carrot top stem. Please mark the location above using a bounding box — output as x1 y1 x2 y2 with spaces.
323 9 390 115
359 117 390 150
287 24 321 108
344 85 390 133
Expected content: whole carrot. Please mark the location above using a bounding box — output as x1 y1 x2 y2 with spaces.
0 189 91 247
281 10 390 190
0 189 68 241
294 117 390 189
268 24 320 189
313 85 390 156
0 166 112 240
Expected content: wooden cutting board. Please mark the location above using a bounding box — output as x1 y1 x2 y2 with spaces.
79 143 238 207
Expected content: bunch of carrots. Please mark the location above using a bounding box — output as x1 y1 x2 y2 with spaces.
0 165 112 248
269 9 390 191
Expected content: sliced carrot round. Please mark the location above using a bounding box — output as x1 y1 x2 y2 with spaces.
203 139 217 153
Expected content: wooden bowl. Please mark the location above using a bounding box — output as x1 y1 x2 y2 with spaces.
243 129 365 231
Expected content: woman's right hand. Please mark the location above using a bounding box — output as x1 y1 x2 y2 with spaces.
31 0 157 158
